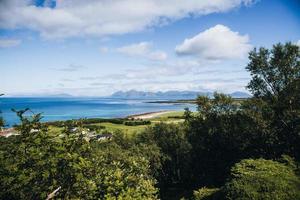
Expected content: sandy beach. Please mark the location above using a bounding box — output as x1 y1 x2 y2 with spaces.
128 110 173 119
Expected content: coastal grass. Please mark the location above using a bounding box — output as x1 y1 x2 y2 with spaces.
96 111 187 133
92 122 148 135
47 111 190 135
154 111 184 118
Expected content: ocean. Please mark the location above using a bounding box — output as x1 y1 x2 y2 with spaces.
0 97 196 126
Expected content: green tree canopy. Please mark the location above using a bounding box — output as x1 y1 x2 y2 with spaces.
245 42 300 160
222 158 300 200
0 110 158 199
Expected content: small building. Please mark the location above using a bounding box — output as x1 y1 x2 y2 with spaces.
0 128 17 137
95 133 113 141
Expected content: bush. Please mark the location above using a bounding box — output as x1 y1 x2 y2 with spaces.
124 120 151 126
167 116 184 119
222 158 300 200
82 124 105 131
0 111 158 199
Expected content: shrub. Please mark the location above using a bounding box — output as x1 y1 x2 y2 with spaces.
124 120 151 126
222 158 300 200
82 124 105 131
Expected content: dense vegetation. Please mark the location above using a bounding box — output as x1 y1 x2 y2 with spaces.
124 120 151 126
0 42 299 199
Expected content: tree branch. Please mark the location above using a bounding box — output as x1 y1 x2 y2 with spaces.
46 186 61 200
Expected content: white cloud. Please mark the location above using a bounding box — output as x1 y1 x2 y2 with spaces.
0 0 255 39
117 42 167 61
99 46 109 53
296 40 300 47
0 38 21 48
175 24 252 60
52 64 86 72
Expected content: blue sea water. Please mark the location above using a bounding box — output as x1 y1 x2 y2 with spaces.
0 97 196 126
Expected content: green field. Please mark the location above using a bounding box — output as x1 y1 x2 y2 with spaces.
91 122 149 135
94 111 186 134
48 111 187 135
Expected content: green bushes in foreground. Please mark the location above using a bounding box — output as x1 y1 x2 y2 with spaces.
0 112 159 199
193 157 300 200
222 158 300 200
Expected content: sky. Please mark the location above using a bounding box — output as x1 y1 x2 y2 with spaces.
0 0 299 97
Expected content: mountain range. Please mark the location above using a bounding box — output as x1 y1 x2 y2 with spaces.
109 90 251 99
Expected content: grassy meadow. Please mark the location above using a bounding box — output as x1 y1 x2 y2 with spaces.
48 111 186 135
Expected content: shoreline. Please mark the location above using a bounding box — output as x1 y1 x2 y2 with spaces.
127 110 173 119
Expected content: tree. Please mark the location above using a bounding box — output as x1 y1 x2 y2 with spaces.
0 110 159 199
246 42 299 99
196 92 237 115
0 110 63 199
138 123 192 195
187 92 267 186
183 107 192 122
92 144 158 199
222 158 300 200
245 42 300 160
0 110 98 199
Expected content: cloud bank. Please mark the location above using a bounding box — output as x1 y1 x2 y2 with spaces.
0 0 254 39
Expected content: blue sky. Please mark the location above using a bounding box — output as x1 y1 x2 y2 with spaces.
0 0 299 96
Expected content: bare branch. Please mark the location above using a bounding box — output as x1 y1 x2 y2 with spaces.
46 186 61 200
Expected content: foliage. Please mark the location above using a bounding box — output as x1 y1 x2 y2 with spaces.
196 92 237 115
184 43 300 188
0 110 158 199
92 144 158 199
124 120 151 126
137 123 192 194
83 124 105 132
245 42 300 159
186 92 267 186
246 42 299 99
0 111 97 199
222 158 300 200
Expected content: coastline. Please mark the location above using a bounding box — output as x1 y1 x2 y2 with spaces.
127 110 173 119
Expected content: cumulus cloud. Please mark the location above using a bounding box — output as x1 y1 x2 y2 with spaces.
175 24 252 60
0 0 255 39
0 38 21 48
117 42 167 61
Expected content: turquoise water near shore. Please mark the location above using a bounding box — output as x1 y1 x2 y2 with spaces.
0 97 196 126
